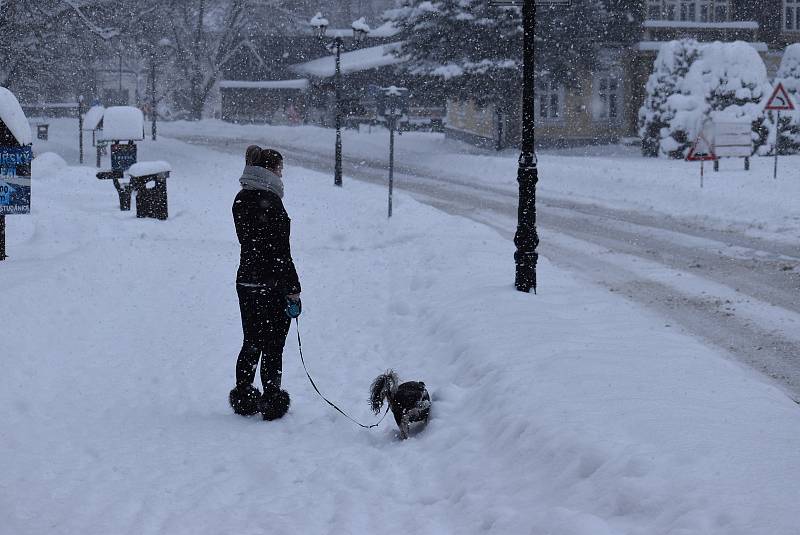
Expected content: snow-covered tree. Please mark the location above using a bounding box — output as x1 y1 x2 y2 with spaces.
688 41 772 156
772 44 800 154
639 40 771 158
0 0 117 94
385 0 522 101
387 0 640 107
638 39 701 157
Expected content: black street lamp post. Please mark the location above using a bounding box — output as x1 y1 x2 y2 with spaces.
513 0 539 293
492 0 568 293
311 13 370 187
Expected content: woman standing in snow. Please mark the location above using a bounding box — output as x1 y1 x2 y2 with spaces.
229 146 301 420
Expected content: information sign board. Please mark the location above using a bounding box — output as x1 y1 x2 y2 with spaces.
111 143 137 172
0 146 33 215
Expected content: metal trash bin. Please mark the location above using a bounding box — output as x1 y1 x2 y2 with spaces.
37 124 49 140
128 162 171 220
96 170 131 211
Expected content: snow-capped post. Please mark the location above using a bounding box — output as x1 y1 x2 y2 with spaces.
310 13 370 188
95 106 145 211
764 82 796 179
491 0 568 293
0 87 34 261
378 86 409 218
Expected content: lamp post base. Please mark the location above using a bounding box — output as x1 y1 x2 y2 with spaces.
513 154 539 294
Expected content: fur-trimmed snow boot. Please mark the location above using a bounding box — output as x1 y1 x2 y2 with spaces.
258 384 290 421
229 384 262 416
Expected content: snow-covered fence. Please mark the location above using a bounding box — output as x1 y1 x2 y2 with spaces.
712 121 752 171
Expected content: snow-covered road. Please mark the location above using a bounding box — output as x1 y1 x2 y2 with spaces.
171 130 800 399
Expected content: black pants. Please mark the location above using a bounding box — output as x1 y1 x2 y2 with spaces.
236 284 291 390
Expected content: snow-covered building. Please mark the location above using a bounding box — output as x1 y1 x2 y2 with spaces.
219 79 309 124
450 1 800 149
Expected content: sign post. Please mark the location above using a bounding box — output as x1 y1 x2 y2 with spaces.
686 133 716 188
0 87 34 261
764 82 796 180
0 146 33 260
377 86 409 218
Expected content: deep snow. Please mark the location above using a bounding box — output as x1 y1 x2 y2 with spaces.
2 120 800 534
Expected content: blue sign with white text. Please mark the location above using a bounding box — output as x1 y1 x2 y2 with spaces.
0 146 33 215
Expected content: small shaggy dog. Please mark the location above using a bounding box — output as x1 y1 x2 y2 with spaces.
370 370 431 439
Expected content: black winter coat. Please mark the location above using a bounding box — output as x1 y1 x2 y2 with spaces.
233 188 301 294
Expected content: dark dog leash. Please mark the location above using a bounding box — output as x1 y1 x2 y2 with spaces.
293 317 390 429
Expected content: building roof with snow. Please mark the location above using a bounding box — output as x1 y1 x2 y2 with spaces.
289 42 405 78
98 106 144 142
219 79 309 90
0 87 33 146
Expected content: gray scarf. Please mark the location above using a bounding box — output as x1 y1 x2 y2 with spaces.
239 165 284 199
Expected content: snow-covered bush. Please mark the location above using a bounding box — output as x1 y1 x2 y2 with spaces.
638 39 701 157
639 40 772 158
772 43 800 154
691 41 772 156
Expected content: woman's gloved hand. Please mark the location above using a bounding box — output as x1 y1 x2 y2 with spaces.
285 294 302 318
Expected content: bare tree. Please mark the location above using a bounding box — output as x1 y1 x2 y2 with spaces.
164 0 306 119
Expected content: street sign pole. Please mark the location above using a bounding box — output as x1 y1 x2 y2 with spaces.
388 116 395 218
764 82 796 180
774 110 780 180
0 214 5 261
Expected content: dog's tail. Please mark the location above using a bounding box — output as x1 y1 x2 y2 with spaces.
369 370 399 414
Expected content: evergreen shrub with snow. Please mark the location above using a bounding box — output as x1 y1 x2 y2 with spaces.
772 43 800 154
639 40 772 158
638 39 701 158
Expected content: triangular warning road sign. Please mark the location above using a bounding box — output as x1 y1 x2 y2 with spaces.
765 82 795 111
686 133 716 161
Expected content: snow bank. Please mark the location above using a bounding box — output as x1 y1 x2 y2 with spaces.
0 86 33 145
31 152 67 179
97 106 144 141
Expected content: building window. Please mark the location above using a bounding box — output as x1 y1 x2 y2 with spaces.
785 0 800 31
593 74 623 125
535 78 565 124
646 0 729 22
